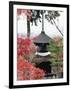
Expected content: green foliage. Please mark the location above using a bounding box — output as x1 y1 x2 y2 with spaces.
48 38 63 65
50 59 63 66
48 40 59 53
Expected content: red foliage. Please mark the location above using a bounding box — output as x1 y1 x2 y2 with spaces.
17 37 45 80
17 9 21 16
17 56 45 80
17 9 32 21
17 37 37 59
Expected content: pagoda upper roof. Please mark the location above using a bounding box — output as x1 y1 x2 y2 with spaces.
33 31 51 44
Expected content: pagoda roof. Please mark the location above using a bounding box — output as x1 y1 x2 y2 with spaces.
33 31 51 44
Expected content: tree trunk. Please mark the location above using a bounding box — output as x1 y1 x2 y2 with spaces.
27 16 30 38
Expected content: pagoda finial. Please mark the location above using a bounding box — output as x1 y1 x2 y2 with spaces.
42 10 44 32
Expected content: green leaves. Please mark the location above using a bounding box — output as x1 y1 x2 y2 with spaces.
50 60 63 66
48 40 59 53
48 37 63 65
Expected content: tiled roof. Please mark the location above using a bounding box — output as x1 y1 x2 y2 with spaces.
33 31 51 44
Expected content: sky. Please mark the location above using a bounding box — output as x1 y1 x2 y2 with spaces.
17 11 64 39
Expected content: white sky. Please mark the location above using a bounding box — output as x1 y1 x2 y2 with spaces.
17 12 64 38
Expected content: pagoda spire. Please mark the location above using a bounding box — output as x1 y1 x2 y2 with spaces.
42 10 44 32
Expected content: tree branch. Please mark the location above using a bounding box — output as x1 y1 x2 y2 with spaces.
52 19 63 37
